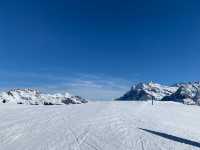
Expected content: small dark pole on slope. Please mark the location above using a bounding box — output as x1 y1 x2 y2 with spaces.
152 98 154 105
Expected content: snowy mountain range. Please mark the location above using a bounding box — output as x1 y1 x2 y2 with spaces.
1 81 200 106
116 82 178 101
116 81 200 105
0 89 87 105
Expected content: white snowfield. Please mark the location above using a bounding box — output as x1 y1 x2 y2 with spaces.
0 101 200 150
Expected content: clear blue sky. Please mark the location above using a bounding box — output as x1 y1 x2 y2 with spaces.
0 0 200 100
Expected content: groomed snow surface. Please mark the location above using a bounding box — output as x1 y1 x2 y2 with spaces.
1 101 200 150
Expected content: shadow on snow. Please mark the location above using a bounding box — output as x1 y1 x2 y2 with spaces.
139 128 200 148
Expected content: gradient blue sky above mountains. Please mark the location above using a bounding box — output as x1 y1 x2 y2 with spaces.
0 0 200 99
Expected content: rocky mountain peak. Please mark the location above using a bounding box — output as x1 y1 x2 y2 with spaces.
116 82 177 101
0 88 87 105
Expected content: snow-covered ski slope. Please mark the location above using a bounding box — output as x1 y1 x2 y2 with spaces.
1 101 200 150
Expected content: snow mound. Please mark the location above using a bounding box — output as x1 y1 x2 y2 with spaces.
0 89 87 105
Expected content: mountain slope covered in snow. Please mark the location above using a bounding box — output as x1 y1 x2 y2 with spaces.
162 82 200 105
0 89 87 105
116 81 200 105
116 82 178 101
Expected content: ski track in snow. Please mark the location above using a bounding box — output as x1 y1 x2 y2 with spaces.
0 101 200 150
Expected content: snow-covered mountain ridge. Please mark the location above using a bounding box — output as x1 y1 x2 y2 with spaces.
116 81 200 105
116 82 178 101
0 89 87 105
